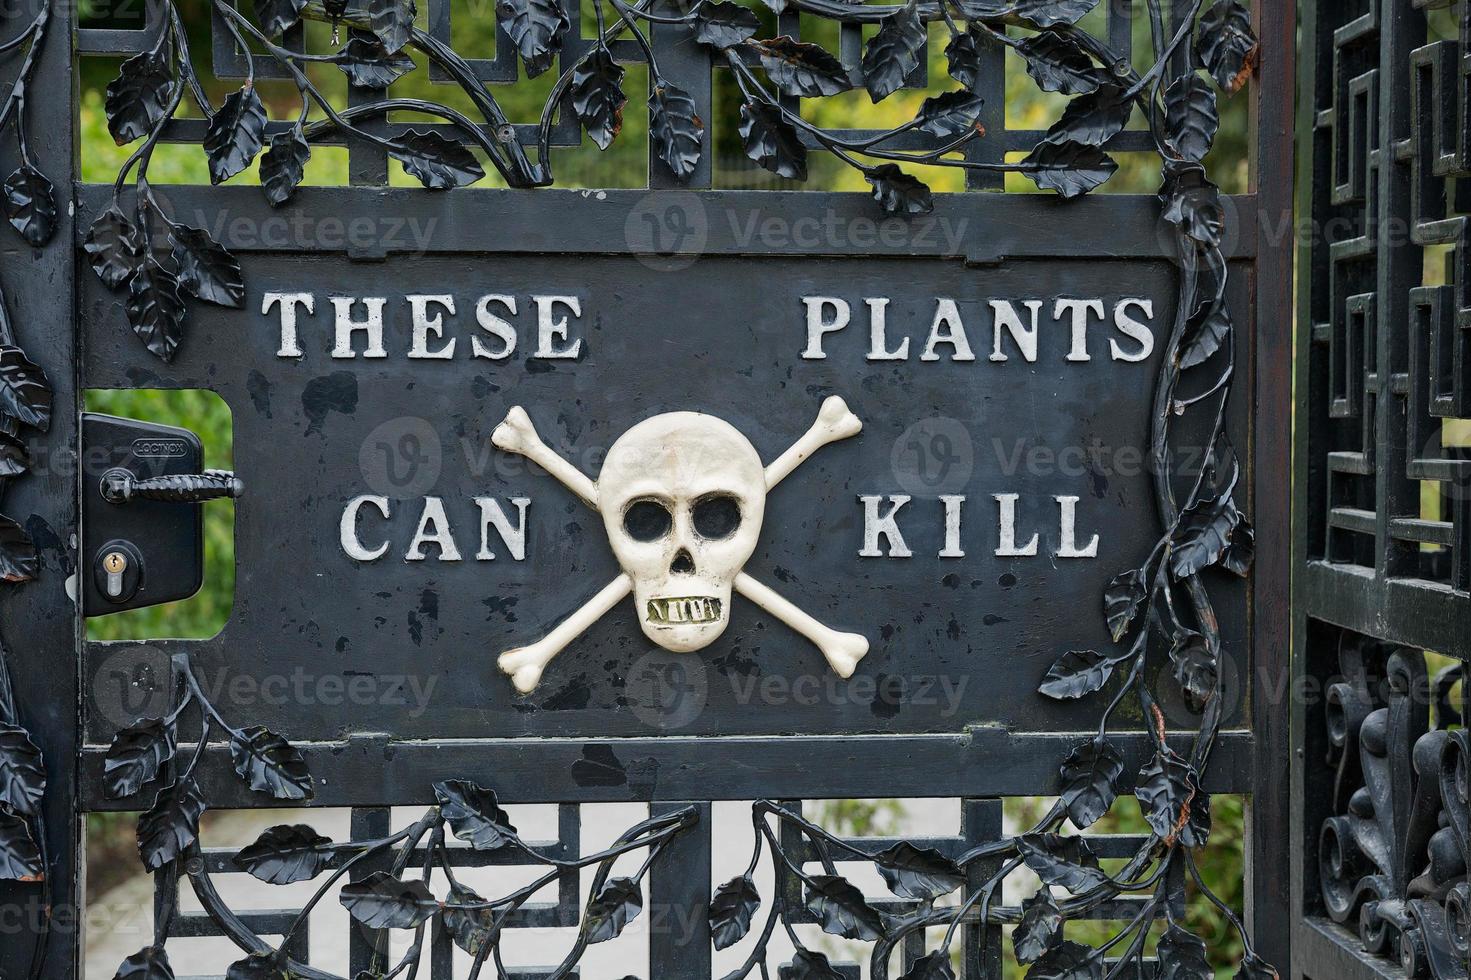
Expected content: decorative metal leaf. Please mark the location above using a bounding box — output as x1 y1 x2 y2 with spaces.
709 874 761 950
866 164 933 215
230 725 313 801
804 874 884 941
1022 139 1117 198
649 84 704 183
779 949 844 980
85 206 144 289
0 345 52 432
1017 30 1102 96
1180 297 1231 369
1135 750 1205 847
0 809 41 880
1015 834 1109 893
225 952 288 980
1234 955 1280 980
3 166 56 248
1058 736 1124 829
895 951 955 980
254 0 307 36
368 0 417 54
1038 649 1112 700
1222 518 1254 576
335 31 417 88
0 434 29 478
872 841 963 901
443 882 495 955
0 515 38 583
126 255 186 362
1169 489 1239 579
340 871 440 929
694 1 759 48
233 824 335 884
260 126 311 208
973 0 1099 29
1157 924 1213 980
914 90 985 140
1046 84 1133 147
861 0 924 103
755 37 851 98
1170 631 1218 714
570 47 626 151
434 779 518 850
389 130 486 190
105 49 176 145
944 28 984 94
104 717 176 800
171 225 245 308
585 876 643 944
739 100 807 180
1164 72 1218 163
113 946 175 980
1196 0 1258 95
1103 567 1148 643
496 0 567 77
137 779 207 871
1028 940 1103 979
1159 163 1224 246
1012 888 1063 964
204 87 268 185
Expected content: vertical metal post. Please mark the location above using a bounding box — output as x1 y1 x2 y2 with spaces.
649 801 711 977
0 0 79 976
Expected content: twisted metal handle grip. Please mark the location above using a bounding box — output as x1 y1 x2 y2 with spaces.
101 469 244 504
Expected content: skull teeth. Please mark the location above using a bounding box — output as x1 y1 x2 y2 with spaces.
646 596 723 626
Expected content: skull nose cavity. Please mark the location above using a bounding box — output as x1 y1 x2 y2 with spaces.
670 548 696 575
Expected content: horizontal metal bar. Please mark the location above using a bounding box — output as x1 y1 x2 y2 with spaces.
75 185 1261 262
1327 507 1377 534
1302 561 1471 661
1388 517 1455 547
79 731 1258 809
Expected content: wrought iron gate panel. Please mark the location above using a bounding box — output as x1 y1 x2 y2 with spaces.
1296 1 1471 978
0 0 1298 976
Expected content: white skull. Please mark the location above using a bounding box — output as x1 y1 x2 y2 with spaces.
598 412 766 653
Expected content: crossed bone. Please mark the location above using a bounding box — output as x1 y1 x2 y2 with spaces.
492 397 870 693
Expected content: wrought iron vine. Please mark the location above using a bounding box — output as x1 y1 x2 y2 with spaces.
1317 636 1469 979
0 2 58 979
86 0 1278 976
106 653 701 980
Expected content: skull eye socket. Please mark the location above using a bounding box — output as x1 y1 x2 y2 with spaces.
693 494 742 540
623 499 673 542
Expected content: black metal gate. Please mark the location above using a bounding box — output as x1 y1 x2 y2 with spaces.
0 0 1303 976
1295 2 1470 979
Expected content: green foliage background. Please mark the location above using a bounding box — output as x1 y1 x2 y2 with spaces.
80 1 1252 971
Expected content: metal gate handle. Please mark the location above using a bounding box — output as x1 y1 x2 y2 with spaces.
100 468 245 505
